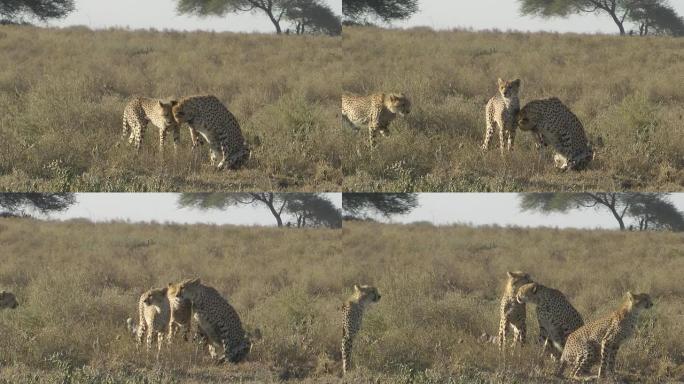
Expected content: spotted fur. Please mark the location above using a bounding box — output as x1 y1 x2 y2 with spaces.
482 78 521 153
341 284 381 375
498 271 532 351
166 282 194 343
133 287 170 355
341 93 411 148
121 96 179 153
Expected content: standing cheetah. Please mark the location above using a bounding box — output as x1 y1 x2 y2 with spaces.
132 287 170 356
341 93 411 148
121 96 179 153
498 271 532 351
558 292 653 380
172 95 250 170
0 290 18 309
517 97 593 171
341 284 381 375
171 278 251 363
166 282 194 343
515 282 584 359
482 78 521 154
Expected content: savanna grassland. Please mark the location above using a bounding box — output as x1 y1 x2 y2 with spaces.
0 219 347 383
0 26 341 192
341 27 684 192
341 222 684 383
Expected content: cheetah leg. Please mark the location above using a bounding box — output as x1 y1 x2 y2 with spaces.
598 341 614 378
497 320 507 352
133 121 147 152
481 120 495 151
506 127 516 151
341 335 353 375
215 145 228 170
156 331 164 359
159 126 167 155
573 349 593 380
172 125 180 154
145 329 153 352
498 124 506 155
167 321 177 344
368 126 380 149
554 153 569 171
121 118 132 146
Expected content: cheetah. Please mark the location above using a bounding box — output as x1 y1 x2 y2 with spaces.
517 97 593 171
341 93 411 148
172 95 250 170
170 278 251 363
482 78 521 153
558 292 653 380
0 290 18 309
131 287 170 356
341 284 381 375
498 271 532 351
516 282 584 359
166 282 194 343
121 96 179 153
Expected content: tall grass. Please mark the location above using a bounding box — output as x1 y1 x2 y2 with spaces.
0 26 342 192
341 27 684 192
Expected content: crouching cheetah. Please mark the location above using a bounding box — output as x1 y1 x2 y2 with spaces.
130 287 170 355
482 78 521 153
166 282 194 343
341 284 381 375
341 93 411 148
121 96 179 153
170 278 251 363
172 95 250 170
558 292 653 380
518 97 593 171
498 271 532 351
0 290 18 309
516 282 584 359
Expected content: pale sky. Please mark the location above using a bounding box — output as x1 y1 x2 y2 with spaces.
389 0 684 34
36 193 342 226
50 0 342 33
367 193 684 230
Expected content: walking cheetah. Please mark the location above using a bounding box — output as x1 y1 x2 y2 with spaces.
516 282 584 359
0 290 18 309
171 95 250 170
558 292 653 380
517 97 593 171
341 93 411 148
482 78 521 153
166 282 194 343
121 96 179 153
133 287 170 355
341 284 381 375
170 278 251 363
498 271 532 351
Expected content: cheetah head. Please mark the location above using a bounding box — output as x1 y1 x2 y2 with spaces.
171 278 201 302
143 287 168 306
516 107 535 132
627 291 653 311
497 78 521 99
0 290 18 309
385 93 411 116
158 100 178 127
171 101 188 124
515 282 539 304
506 271 532 292
353 284 381 306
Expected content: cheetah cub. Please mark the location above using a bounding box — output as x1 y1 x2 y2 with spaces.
166 282 194 343
558 292 653 380
498 271 532 351
121 96 179 153
341 93 411 148
130 287 171 356
482 78 521 154
341 284 381 375
0 290 18 309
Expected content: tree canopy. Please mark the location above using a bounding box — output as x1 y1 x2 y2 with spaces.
0 193 75 216
628 0 684 36
343 0 418 25
284 0 341 35
343 193 418 219
0 0 74 23
519 193 684 231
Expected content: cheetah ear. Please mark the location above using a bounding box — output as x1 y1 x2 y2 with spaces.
353 284 361 292
511 79 521 88
506 271 513 278
388 94 397 102
170 100 178 107
627 291 635 300
158 100 165 108
497 78 505 87
531 283 538 294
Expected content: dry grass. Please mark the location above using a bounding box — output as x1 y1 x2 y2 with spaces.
0 26 342 192
341 27 684 192
0 218 345 383
341 222 684 383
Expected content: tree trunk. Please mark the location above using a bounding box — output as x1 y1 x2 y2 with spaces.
606 9 626 35
265 9 282 34
258 194 283 227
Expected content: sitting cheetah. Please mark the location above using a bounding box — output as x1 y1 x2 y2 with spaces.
498 271 532 351
341 93 411 148
517 97 593 171
558 292 653 380
516 282 584 359
0 290 18 309
170 278 251 363
482 78 521 153
166 282 194 343
341 284 381 375
172 95 250 170
132 287 170 355
121 96 180 153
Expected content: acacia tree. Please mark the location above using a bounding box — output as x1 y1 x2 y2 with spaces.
0 0 74 23
519 193 684 231
343 0 418 25
343 193 418 219
284 194 342 228
284 0 342 35
0 193 75 217
628 0 684 35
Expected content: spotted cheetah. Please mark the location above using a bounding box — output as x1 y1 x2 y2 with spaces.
341 93 411 148
517 97 593 171
131 287 170 355
516 282 584 359
172 95 250 170
498 271 532 351
558 292 653 380
171 278 251 363
121 96 180 153
0 290 18 309
341 284 381 375
166 282 194 343
482 78 521 153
